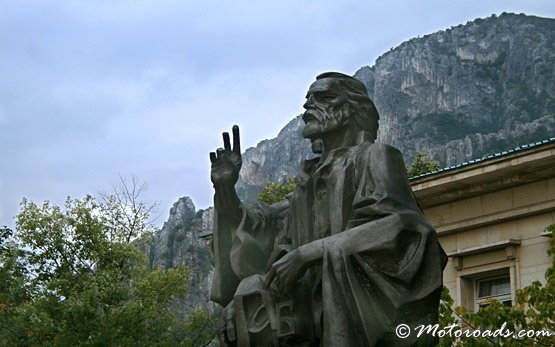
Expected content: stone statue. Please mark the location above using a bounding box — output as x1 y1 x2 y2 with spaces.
209 72 447 346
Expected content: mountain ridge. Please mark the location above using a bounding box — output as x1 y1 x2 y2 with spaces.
236 12 555 203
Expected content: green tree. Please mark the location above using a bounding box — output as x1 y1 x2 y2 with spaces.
182 308 219 347
438 287 457 347
438 224 555 346
0 226 33 339
256 177 297 204
408 152 441 178
0 179 215 346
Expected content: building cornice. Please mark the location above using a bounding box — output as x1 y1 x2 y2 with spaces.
411 140 555 208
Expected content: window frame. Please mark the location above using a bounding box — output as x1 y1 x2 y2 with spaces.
475 274 512 309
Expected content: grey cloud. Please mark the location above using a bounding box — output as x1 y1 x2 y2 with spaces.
1 0 554 226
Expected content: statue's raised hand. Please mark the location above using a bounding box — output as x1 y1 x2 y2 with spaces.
210 125 242 187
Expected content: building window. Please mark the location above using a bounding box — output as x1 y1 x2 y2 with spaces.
459 268 514 312
475 275 512 309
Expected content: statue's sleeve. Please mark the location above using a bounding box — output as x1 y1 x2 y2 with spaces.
317 144 446 345
322 143 445 307
210 200 288 307
230 200 288 279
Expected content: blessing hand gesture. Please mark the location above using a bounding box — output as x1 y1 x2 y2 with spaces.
210 125 242 188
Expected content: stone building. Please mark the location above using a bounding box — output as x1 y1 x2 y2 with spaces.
411 138 555 312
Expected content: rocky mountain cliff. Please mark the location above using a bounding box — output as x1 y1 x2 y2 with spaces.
146 197 214 317
237 116 313 202
356 12 554 166
236 13 555 203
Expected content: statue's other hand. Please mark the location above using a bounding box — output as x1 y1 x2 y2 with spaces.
264 248 307 292
210 125 242 187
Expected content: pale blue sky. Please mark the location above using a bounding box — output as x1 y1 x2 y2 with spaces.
1 1 554 228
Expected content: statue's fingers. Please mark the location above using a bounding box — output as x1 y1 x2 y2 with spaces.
265 249 286 272
209 152 217 163
263 267 276 289
222 132 231 151
216 147 225 158
232 125 241 154
277 276 287 292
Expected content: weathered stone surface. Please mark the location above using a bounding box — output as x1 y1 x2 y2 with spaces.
147 197 214 317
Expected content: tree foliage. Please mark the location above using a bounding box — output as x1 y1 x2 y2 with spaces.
0 179 215 346
438 224 555 346
182 308 219 347
408 151 441 177
256 177 297 204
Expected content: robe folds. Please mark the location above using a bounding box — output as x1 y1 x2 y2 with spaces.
211 141 447 346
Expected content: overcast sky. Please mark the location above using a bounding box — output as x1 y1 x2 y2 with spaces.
1 1 554 229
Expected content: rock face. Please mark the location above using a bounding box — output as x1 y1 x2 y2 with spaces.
147 197 214 317
356 12 555 167
237 115 313 203
236 13 555 203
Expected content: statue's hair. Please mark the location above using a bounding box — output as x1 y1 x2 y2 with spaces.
316 72 379 141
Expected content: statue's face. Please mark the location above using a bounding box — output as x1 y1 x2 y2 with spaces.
302 78 348 139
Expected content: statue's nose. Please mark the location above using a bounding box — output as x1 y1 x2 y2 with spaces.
303 95 314 110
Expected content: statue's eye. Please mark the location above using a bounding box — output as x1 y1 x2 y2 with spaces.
315 92 337 101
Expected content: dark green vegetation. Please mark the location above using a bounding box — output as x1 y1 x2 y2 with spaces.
256 177 297 204
438 224 555 347
0 181 216 346
408 151 441 177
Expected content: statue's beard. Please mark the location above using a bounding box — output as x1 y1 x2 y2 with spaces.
302 103 350 140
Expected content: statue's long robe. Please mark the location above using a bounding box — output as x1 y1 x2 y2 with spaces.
211 141 447 346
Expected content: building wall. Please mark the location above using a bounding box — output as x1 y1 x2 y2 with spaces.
412 144 555 312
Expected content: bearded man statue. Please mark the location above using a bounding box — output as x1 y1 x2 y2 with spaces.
209 72 447 346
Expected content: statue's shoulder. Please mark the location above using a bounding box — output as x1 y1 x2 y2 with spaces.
355 142 403 160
